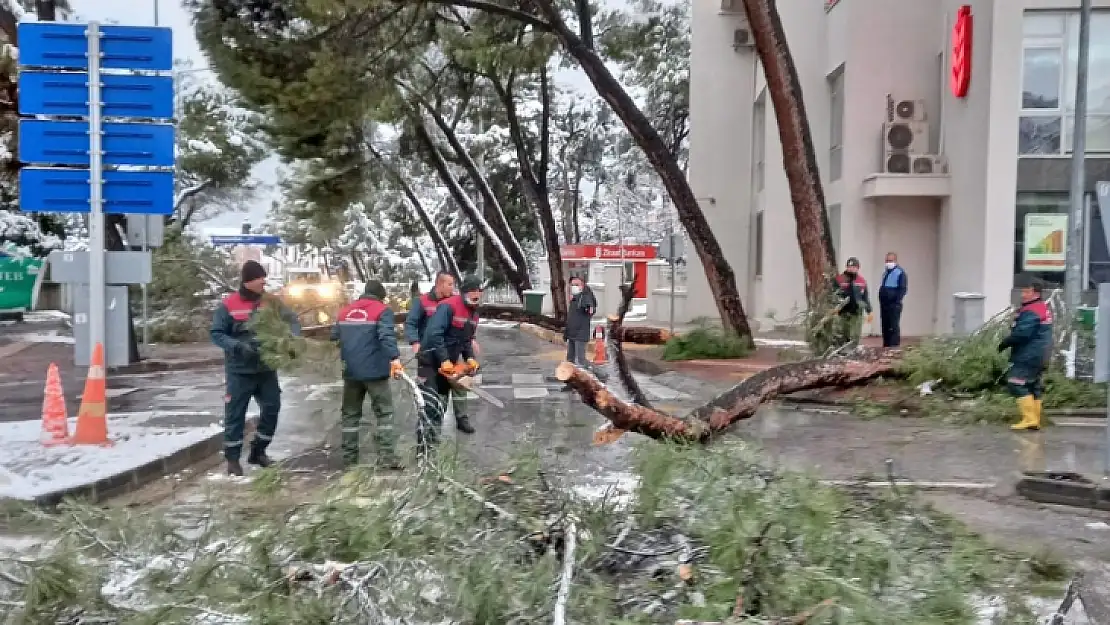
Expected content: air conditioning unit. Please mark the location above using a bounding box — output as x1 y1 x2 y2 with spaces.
883 121 928 173
889 98 927 122
909 154 948 174
733 27 753 49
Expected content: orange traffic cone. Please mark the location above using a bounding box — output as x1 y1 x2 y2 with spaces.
70 343 113 446
40 362 70 446
591 326 607 364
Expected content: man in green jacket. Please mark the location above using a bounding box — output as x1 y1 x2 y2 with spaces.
999 276 1054 431
832 257 873 349
210 261 301 476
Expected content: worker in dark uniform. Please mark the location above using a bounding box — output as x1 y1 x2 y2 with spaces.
416 275 482 455
210 261 301 476
332 280 405 470
404 271 474 434
832 257 873 349
878 251 908 347
999 275 1054 431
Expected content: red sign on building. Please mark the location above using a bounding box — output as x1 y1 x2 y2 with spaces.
950 5 972 98
560 244 657 261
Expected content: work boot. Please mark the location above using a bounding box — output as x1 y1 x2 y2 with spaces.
455 414 476 435
247 447 274 468
226 459 244 477
1034 398 1044 424
1011 396 1040 431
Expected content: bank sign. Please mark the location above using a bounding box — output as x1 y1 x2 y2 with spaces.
0 253 45 311
560 244 657 261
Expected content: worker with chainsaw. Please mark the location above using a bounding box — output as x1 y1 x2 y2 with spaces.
332 280 405 470
999 275 1053 431
417 274 483 454
405 271 476 435
831 256 873 349
210 260 301 476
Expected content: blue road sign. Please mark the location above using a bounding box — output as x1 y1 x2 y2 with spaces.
20 168 175 215
17 23 173 71
210 235 283 246
19 119 175 167
19 71 175 119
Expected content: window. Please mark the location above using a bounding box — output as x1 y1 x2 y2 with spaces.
827 203 841 261
753 92 766 192
1019 11 1110 155
754 211 763 278
828 68 845 180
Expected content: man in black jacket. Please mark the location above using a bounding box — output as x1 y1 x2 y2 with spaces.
561 276 597 390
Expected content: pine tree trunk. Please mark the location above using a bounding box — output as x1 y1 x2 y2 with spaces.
742 0 837 299
414 123 532 293
530 0 753 341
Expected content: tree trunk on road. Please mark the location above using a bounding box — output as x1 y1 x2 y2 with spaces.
529 0 753 341
558 347 900 441
742 0 837 299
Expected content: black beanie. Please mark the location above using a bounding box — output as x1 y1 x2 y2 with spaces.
241 260 267 283
363 280 387 300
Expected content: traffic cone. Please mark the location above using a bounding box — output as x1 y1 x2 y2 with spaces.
591 326 607 365
70 343 113 446
40 362 70 447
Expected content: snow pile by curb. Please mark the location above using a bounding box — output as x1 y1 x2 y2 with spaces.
0 411 221 501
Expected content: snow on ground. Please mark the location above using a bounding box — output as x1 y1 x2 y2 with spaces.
2 330 74 344
0 411 222 501
20 310 70 324
754 337 809 348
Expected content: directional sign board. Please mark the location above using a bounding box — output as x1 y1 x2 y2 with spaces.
17 22 173 71
19 119 175 167
211 235 283 246
18 72 175 119
17 21 175 368
20 168 175 214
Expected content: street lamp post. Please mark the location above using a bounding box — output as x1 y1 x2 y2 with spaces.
1065 0 1092 314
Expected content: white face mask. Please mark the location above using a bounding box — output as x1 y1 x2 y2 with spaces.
570 285 582 296
885 262 896 270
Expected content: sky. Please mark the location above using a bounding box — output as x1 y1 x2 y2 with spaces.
71 0 283 233
67 0 610 235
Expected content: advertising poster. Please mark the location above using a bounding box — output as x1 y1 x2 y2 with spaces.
1023 213 1067 272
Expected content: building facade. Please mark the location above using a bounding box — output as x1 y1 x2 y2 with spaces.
687 0 1110 336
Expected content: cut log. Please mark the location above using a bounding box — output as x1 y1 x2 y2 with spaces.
616 326 672 345
558 348 901 442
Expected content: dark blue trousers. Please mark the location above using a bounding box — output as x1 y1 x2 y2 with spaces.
223 370 281 461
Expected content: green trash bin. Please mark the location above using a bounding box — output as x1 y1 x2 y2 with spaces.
522 290 546 315
1077 306 1097 330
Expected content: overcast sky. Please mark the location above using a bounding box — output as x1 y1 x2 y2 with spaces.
70 0 283 232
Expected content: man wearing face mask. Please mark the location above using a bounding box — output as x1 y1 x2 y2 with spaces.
561 276 597 390
831 257 873 349
878 252 908 347
417 274 483 454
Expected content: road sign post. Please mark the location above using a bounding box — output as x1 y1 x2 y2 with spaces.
17 21 174 367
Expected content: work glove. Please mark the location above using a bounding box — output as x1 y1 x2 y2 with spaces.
234 341 257 358
390 359 405 379
465 358 480 374
438 361 457 377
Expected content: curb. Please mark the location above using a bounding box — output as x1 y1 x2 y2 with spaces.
519 322 565 346
119 356 225 374
2 416 257 510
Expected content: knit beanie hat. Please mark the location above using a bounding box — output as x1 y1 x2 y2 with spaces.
241 260 267 283
363 280 387 300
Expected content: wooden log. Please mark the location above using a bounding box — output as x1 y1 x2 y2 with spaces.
559 347 901 442
616 326 672 345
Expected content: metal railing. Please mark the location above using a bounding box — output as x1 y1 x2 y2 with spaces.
481 286 522 306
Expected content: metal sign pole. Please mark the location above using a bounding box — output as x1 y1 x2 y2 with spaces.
668 233 676 335
86 21 106 359
1065 0 1092 313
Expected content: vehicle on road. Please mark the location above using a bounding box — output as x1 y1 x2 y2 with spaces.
279 267 348 327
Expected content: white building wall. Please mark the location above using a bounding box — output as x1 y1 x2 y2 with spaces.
688 0 1092 336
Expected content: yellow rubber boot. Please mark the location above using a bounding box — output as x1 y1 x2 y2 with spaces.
1011 396 1040 431
1033 398 1044 429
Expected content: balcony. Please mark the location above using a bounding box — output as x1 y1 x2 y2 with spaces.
862 173 952 199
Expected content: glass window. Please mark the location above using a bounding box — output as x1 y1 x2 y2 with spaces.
1019 116 1062 154
828 68 844 181
1024 12 1065 37
753 211 763 278
1063 12 1110 114
1065 114 1110 152
1088 201 1110 288
1013 192 1068 285
1022 47 1062 109
753 93 766 192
